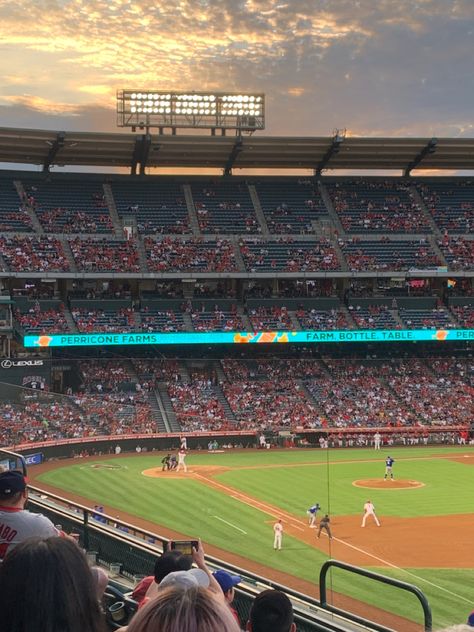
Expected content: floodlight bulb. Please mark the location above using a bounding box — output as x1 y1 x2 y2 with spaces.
137 107 143 113
256 96 262 102
131 106 136 113
166 107 171 113
238 109 244 115
131 92 137 99
210 95 215 101
137 93 143 99
249 96 255 102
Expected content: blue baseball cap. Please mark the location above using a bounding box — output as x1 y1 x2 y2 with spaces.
0 471 26 498
213 570 241 593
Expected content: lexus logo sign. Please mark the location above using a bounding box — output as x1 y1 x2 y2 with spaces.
1 359 44 369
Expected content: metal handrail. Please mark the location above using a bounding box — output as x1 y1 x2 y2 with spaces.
320 560 432 632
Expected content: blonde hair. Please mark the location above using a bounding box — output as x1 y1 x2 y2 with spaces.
127 586 240 632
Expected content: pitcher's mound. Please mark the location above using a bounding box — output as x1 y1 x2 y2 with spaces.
353 479 424 489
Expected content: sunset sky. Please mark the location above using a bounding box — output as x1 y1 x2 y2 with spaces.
0 0 473 139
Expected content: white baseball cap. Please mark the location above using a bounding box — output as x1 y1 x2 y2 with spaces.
159 569 210 591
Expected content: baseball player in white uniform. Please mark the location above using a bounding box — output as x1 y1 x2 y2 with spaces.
373 432 382 450
0 470 61 560
273 519 283 550
176 449 188 473
361 500 381 527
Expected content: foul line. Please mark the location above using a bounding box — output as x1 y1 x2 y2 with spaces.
212 515 247 534
329 537 472 604
195 473 472 604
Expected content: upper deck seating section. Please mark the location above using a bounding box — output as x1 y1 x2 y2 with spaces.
255 180 328 234
417 180 474 233
437 236 474 271
327 180 430 232
22 179 112 233
340 239 440 271
69 237 141 272
0 236 69 272
0 178 32 231
112 179 189 234
240 239 340 272
191 182 259 233
145 237 237 272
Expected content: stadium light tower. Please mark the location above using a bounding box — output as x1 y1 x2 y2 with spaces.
116 90 265 135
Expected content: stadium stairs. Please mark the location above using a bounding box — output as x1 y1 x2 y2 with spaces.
409 185 441 237
317 181 346 235
59 236 78 271
182 184 201 236
156 382 181 432
124 360 168 432
135 237 149 272
14 180 44 233
248 184 270 236
102 183 123 236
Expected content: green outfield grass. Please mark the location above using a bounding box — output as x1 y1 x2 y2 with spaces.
36 446 474 629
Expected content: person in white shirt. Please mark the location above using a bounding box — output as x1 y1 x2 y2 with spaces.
361 500 381 527
273 519 283 550
176 449 188 473
373 432 382 450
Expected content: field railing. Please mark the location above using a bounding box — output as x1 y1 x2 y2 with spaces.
320 560 432 632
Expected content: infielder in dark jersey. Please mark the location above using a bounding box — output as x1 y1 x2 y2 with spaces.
317 514 332 539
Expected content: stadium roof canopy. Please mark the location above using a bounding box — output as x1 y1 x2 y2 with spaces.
1 126 474 174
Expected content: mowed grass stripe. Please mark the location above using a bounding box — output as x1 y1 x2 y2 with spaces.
36 447 474 628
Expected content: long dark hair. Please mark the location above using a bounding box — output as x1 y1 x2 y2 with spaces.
0 537 106 632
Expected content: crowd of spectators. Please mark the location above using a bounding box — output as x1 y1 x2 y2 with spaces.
140 307 185 332
451 306 474 328
248 306 293 330
0 236 69 272
387 358 472 425
328 181 429 232
167 381 229 431
222 379 318 428
240 238 339 272
15 303 69 334
69 238 140 272
145 238 237 272
296 307 351 330
37 207 112 233
419 182 474 232
340 238 440 271
191 307 244 332
438 236 474 270
72 307 135 333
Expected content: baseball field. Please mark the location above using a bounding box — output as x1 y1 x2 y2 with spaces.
31 445 474 630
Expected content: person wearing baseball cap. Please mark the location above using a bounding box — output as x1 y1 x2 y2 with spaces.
213 569 242 626
0 470 61 560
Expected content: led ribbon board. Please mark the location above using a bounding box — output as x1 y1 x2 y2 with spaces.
23 329 474 348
